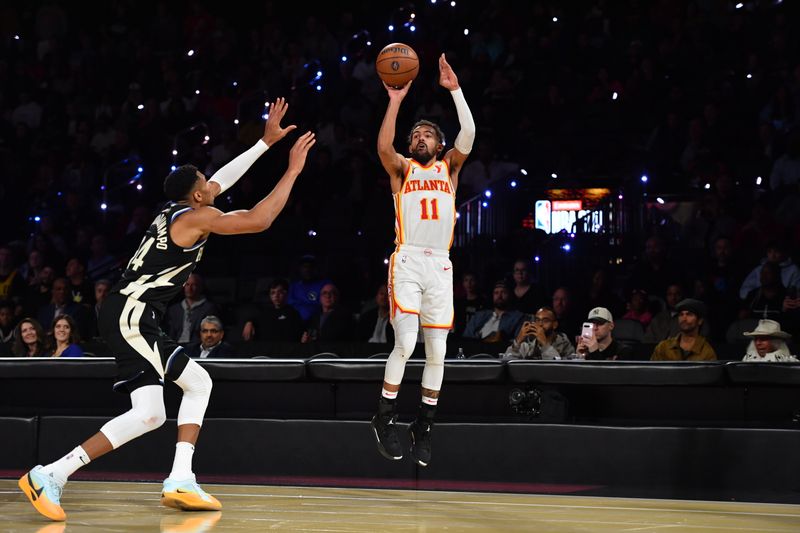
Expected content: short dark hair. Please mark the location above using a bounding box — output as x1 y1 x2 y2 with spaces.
269 278 289 291
407 120 446 147
163 164 200 202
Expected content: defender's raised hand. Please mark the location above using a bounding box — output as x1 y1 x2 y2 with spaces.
262 97 298 147
287 131 316 175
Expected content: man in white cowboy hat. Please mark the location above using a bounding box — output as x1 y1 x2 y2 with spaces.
742 319 797 362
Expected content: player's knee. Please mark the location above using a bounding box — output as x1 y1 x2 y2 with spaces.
175 359 213 397
394 332 418 359
139 404 167 431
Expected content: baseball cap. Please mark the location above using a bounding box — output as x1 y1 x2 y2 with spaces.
587 307 613 324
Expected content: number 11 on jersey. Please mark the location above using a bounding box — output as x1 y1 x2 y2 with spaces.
420 198 439 220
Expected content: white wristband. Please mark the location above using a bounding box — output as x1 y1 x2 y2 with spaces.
209 139 269 194
450 88 475 154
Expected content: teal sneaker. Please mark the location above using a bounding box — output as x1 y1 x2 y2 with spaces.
18 465 67 521
161 475 221 511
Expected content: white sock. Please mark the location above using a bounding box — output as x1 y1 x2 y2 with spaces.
169 442 195 480
42 446 90 483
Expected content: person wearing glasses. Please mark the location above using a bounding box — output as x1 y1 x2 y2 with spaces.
184 316 234 359
503 306 574 360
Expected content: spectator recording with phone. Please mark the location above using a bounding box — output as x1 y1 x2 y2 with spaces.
575 307 632 361
503 306 574 360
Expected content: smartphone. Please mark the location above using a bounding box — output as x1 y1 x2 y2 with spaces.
581 322 594 340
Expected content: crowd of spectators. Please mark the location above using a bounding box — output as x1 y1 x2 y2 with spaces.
0 0 799 359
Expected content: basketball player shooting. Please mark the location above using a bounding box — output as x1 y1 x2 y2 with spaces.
371 53 475 466
18 98 315 521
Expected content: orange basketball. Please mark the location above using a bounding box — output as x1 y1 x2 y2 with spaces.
375 42 419 88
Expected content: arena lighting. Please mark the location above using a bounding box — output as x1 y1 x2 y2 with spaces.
341 55 347 62
756 176 762 185
137 167 143 173
308 230 317 237
233 119 239 125
33 216 41 222
451 1 456 6
534 256 540 262
172 150 178 156
463 28 469 36
704 183 711 190
656 197 665 204
14 35 20 40
137 104 144 110
232 81 238 87
520 168 528 175
561 243 571 252
640 174 648 183
484 190 492 198
455 212 461 219
383 258 389 265
552 17 558 22
482 201 488 207
100 203 107 210
171 165 177 171
388 24 395 31
187 49 195 56
510 180 517 188
195 89 200 95
612 91 618 100
735 2 744 8
551 172 558 178
746 73 753 79
136 184 142 191
618 194 623 199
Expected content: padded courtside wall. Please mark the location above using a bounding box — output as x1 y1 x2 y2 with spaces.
10 416 799 493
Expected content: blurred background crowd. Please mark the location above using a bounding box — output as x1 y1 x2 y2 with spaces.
0 0 798 356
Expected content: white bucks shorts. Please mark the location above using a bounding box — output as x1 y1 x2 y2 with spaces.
388 244 454 329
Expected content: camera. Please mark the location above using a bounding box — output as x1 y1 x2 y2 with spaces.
508 387 542 417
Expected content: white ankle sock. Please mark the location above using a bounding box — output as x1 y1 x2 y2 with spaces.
169 442 195 480
42 446 90 483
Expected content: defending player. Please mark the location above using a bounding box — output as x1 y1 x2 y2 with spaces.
19 98 315 521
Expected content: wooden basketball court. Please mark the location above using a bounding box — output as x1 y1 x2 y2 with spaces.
3 478 800 532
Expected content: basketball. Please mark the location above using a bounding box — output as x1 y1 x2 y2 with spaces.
375 43 419 88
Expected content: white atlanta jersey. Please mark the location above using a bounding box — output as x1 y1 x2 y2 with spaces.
393 158 456 251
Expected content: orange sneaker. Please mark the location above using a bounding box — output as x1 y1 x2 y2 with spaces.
18 466 67 521
161 475 222 512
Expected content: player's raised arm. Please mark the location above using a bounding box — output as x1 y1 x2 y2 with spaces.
207 97 298 197
203 131 315 235
377 81 413 193
438 54 475 191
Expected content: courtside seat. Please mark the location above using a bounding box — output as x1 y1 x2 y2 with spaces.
198 359 307 381
725 361 800 385
506 360 726 386
307 358 423 382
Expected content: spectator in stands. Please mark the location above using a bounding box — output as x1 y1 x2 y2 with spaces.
36 277 90 338
12 318 48 357
64 257 95 307
302 283 355 342
463 280 524 344
577 307 632 361
21 265 55 319
18 249 46 287
47 314 84 358
742 319 797 362
740 261 787 323
738 240 800 300
622 288 653 329
356 283 393 344
87 279 112 340
651 299 717 361
185 316 234 359
455 138 520 201
702 236 746 340
510 259 544 314
0 245 25 312
552 286 582 338
644 283 711 342
241 278 304 342
503 306 574 360
288 254 329 324
165 273 217 345
0 301 15 356
453 271 488 337
86 234 119 282
625 235 688 301
583 267 625 319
